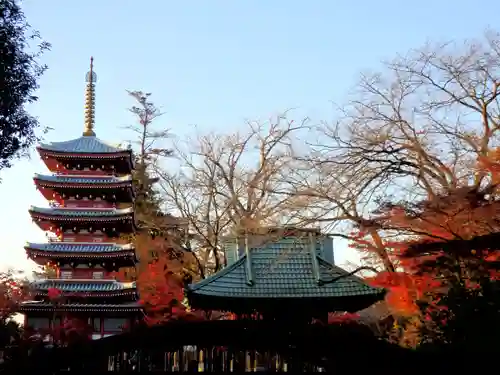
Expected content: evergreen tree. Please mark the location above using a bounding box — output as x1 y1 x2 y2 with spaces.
0 0 50 170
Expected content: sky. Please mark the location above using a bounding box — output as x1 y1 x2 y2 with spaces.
0 0 498 274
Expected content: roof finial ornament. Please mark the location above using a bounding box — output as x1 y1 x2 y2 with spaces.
83 57 97 137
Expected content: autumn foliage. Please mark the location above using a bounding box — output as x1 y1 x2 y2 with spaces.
0 270 27 321
138 259 187 325
129 231 206 324
349 148 500 347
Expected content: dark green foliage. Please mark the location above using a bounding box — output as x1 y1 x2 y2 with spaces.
0 320 21 348
417 272 500 351
0 0 50 170
133 157 162 223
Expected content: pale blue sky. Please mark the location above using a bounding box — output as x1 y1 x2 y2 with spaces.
0 0 497 273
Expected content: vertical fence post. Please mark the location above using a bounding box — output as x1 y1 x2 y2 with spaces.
172 350 178 371
198 348 204 372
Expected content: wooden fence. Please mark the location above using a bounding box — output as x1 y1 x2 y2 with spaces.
4 320 427 372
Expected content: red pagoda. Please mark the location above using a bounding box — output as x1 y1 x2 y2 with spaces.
21 58 141 339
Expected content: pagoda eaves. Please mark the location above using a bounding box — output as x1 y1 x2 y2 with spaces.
29 206 134 217
38 136 134 174
25 242 137 267
34 173 135 203
38 136 130 154
29 206 137 234
31 279 137 298
34 173 133 186
21 301 141 313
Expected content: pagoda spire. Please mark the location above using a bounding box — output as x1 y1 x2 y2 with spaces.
83 57 97 137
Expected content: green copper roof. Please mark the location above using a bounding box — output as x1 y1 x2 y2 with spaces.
25 242 134 253
32 279 136 292
38 136 130 154
188 239 381 299
29 206 134 217
34 173 132 185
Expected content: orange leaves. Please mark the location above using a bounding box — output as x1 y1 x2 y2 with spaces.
132 230 196 325
386 287 420 316
375 272 413 290
137 258 187 325
369 272 442 317
356 150 500 344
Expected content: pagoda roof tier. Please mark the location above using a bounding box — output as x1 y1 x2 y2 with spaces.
26 241 134 254
25 242 137 264
30 206 133 218
34 173 133 187
37 136 133 174
20 301 142 313
188 240 384 313
29 207 136 232
38 136 131 156
34 174 135 203
31 279 137 298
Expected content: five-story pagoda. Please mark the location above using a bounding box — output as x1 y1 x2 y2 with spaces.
21 58 141 339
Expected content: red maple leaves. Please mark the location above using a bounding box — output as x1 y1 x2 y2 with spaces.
138 260 188 325
368 272 442 316
131 233 210 325
0 270 27 321
47 287 62 301
346 147 500 344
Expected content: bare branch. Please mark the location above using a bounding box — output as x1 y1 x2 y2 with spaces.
293 31 500 272
155 113 312 276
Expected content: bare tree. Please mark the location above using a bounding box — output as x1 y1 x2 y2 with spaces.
154 114 311 277
125 90 171 192
293 30 500 272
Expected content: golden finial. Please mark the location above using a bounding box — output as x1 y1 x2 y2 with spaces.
83 56 97 136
